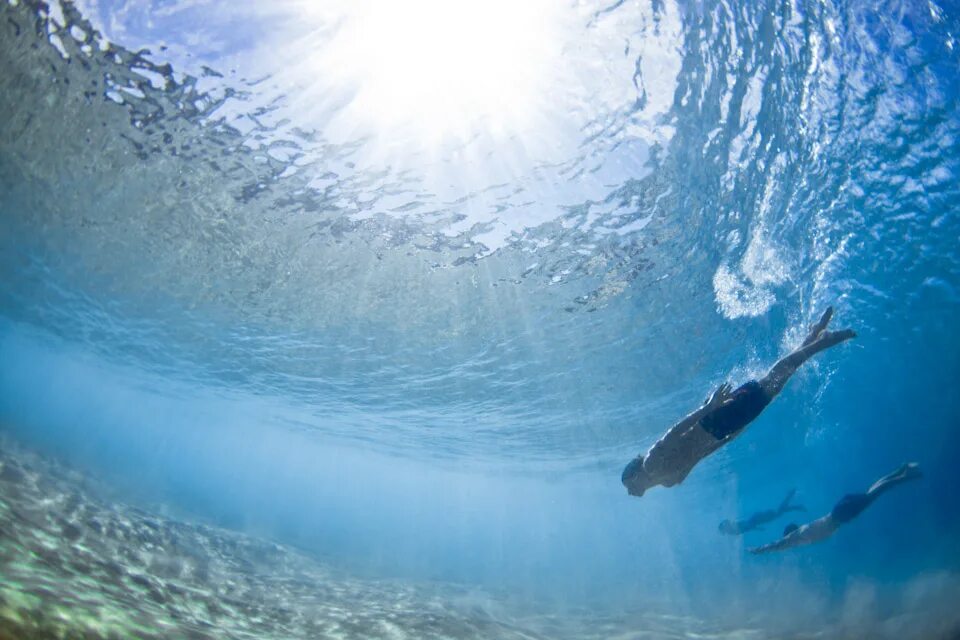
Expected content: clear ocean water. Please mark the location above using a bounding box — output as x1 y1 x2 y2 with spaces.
1 0 959 637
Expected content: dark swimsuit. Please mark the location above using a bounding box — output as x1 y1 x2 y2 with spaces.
621 380 770 485
699 380 771 440
830 493 873 524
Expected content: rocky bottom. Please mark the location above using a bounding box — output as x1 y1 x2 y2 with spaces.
0 436 955 640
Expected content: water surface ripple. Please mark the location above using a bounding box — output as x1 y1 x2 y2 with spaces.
0 0 957 467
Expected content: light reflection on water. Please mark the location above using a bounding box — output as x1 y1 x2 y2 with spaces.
0 0 959 636
3 0 954 464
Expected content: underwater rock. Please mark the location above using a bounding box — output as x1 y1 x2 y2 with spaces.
0 437 560 639
55 516 83 542
62 491 82 514
2 435 953 639
0 460 25 484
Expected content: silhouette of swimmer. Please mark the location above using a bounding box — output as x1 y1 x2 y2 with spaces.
719 489 806 535
749 463 922 554
622 307 855 497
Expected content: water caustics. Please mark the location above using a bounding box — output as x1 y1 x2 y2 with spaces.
2 0 960 636
2 0 691 466
3 0 953 467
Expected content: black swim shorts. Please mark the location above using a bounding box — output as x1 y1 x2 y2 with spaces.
700 380 771 440
830 493 872 524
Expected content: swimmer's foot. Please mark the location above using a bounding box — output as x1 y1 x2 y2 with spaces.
812 328 857 351
802 307 834 347
895 462 923 481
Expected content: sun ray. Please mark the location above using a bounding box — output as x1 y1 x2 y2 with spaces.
296 0 564 146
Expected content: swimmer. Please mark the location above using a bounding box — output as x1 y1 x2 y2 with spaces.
749 463 922 554
719 488 806 535
622 307 855 497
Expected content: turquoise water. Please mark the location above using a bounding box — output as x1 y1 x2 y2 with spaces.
1 0 959 636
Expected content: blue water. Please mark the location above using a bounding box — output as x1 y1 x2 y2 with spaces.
1 0 959 636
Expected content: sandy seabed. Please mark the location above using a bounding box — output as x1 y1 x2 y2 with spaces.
0 435 954 640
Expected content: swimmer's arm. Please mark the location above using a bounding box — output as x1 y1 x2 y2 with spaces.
748 538 794 555
748 532 802 555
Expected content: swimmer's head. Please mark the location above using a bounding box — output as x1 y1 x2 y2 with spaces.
718 520 737 535
621 457 652 497
783 523 800 537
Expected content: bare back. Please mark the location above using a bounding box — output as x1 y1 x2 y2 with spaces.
642 421 722 487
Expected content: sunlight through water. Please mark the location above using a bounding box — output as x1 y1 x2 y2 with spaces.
1 0 959 637
301 0 563 144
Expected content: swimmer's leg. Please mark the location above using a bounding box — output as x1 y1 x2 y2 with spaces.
778 488 806 514
759 307 855 399
831 463 922 525
866 462 923 499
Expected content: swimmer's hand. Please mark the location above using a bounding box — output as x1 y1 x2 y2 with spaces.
705 382 734 410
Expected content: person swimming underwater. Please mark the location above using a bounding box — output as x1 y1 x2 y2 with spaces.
719 488 806 535
749 463 923 554
622 307 855 498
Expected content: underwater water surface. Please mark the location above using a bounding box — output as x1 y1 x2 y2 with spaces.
1 0 959 637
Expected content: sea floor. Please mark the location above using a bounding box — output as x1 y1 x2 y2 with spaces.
0 440 539 640
0 436 951 640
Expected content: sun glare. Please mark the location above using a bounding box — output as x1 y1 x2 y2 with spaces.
307 0 563 143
